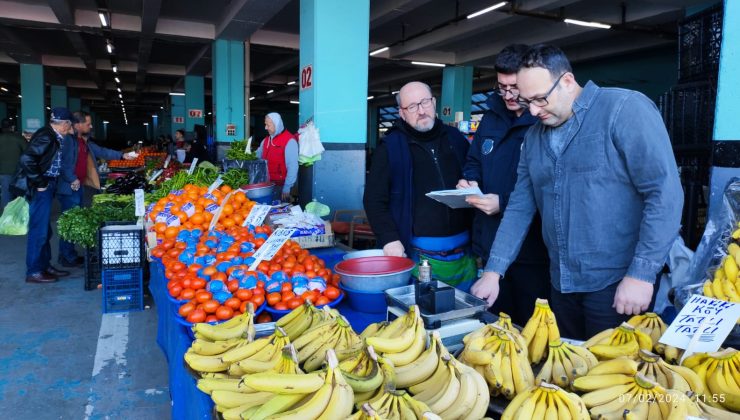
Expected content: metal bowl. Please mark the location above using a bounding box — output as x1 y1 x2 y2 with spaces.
243 182 275 199
335 256 415 292
342 249 385 260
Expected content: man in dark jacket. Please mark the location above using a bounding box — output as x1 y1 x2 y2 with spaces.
13 107 77 283
457 45 550 325
364 81 477 290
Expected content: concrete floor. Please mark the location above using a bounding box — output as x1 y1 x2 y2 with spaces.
0 219 170 419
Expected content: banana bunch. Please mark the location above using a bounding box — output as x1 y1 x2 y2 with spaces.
459 325 533 399
276 301 336 341
627 312 682 363
687 391 740 419
224 327 292 376
575 369 701 419
501 382 589 420
520 298 561 364
535 339 598 390
703 240 740 304
462 322 528 351
683 348 740 412
213 349 354 419
183 314 264 374
583 322 652 360
193 308 256 342
636 349 705 394
494 312 520 334
293 314 362 371
365 306 429 369
338 346 386 396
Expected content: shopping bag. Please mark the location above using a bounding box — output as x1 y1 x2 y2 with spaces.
0 196 29 235
298 121 324 166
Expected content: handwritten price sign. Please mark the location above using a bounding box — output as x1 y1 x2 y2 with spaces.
248 228 297 271
660 294 740 353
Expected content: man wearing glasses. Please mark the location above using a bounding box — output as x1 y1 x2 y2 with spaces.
12 107 78 283
471 45 683 339
364 81 478 290
457 44 550 326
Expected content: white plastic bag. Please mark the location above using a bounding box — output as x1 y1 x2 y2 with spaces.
297 121 324 166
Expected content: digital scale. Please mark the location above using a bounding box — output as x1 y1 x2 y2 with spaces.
385 282 488 353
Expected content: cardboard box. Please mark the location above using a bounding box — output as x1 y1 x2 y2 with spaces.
280 221 334 249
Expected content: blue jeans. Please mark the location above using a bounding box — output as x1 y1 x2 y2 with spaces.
0 174 15 210
27 180 56 275
57 189 82 262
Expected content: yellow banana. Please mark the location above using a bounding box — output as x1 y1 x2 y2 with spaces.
184 351 229 372
580 382 635 408
395 334 438 388
573 373 635 392
210 390 273 410
583 328 615 348
242 371 325 394
589 339 640 360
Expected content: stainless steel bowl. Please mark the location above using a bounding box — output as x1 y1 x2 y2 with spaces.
243 182 275 199
335 256 414 292
342 249 384 260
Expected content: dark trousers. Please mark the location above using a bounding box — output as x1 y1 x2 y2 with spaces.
489 262 551 328
549 276 661 341
27 180 56 275
57 188 82 262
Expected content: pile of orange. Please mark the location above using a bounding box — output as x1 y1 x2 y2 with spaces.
108 154 145 167
149 184 256 239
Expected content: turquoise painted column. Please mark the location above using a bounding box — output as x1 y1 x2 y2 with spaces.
152 114 159 137
20 64 44 133
298 0 369 210
440 66 473 124
185 75 205 131
0 102 6 121
171 95 185 136
367 105 378 149
708 0 740 215
50 85 67 109
212 39 244 142
68 97 81 112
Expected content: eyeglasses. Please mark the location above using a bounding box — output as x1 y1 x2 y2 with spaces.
494 84 519 98
400 97 434 113
516 73 566 108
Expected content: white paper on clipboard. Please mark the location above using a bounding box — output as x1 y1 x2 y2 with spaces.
425 187 484 209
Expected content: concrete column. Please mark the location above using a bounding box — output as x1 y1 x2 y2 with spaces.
185 75 205 131
367 105 378 149
708 0 740 215
50 85 67 109
171 95 185 136
212 39 245 143
298 0 369 210
68 97 81 112
20 63 44 133
440 66 473 124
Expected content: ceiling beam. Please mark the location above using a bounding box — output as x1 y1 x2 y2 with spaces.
370 0 436 29
135 0 163 98
252 56 298 82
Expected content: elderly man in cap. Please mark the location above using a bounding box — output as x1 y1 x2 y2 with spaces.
12 107 77 283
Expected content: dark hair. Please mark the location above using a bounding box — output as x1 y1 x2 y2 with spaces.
73 111 89 123
176 129 185 136
521 44 572 79
494 44 529 74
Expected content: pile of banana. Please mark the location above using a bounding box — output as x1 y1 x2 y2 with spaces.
276 301 337 340
520 299 561 364
292 312 362 371
458 323 534 399
501 382 589 420
349 401 441 420
703 240 740 303
535 339 598 390
636 349 704 394
493 312 520 334
683 348 740 412
627 312 682 363
583 322 653 360
363 306 428 368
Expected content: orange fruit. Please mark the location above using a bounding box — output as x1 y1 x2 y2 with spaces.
164 226 180 239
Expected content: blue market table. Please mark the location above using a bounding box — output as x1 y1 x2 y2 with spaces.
149 246 386 420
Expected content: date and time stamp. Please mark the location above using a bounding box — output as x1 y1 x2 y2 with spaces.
617 392 726 403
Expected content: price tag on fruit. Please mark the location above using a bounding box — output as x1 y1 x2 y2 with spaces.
660 294 740 353
245 136 252 153
188 158 198 175
148 169 163 183
243 204 271 227
164 155 171 168
208 191 233 231
248 228 297 271
134 189 145 217
207 176 223 194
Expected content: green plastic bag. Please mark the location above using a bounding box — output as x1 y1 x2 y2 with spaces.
0 197 29 235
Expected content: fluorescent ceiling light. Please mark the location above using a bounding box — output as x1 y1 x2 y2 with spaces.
370 47 389 56
266 89 274 94
98 12 108 27
287 81 296 86
46 106 50 110
114 77 120 83
563 18 611 29
290 100 299 104
207 112 212 115
152 114 157 117
0 87 7 92
411 61 446 68
160 106 164 109
367 96 374 100
392 90 399 94
249 97 255 101
112 65 118 73
117 87 121 93
169 92 185 96
103 120 109 124
106 41 114 54
143 122 148 125
17 94 22 98
119 94 123 98
467 2 507 19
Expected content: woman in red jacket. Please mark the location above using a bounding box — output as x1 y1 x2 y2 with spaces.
256 112 298 201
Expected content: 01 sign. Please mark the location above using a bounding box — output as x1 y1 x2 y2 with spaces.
301 64 313 90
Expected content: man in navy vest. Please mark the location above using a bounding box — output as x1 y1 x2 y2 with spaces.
458 45 550 326
364 81 477 290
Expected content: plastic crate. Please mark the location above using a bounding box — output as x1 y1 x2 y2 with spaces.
678 4 723 83
84 246 101 291
102 268 144 313
98 222 144 269
659 81 716 147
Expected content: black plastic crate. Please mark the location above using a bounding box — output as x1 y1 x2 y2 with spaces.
678 4 723 83
659 81 716 147
84 246 101 291
103 268 143 313
98 222 144 269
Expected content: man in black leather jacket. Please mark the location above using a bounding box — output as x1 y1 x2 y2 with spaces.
12 107 76 283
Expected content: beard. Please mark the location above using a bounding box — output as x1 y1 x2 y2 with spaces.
412 114 435 132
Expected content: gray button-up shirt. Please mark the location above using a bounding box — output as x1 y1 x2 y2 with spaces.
485 81 683 293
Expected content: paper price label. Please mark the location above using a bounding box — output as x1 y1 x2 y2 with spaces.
208 191 233 231
148 169 163 183
164 155 171 168
134 189 145 217
245 136 253 153
188 158 198 174
208 176 224 194
248 228 297 271
243 204 271 227
660 294 740 355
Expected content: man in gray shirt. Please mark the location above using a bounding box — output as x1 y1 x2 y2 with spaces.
471 45 683 339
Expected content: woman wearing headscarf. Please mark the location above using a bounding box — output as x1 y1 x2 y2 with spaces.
256 112 298 201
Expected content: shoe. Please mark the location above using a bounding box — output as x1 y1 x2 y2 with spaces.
59 256 84 267
26 272 58 283
45 266 70 277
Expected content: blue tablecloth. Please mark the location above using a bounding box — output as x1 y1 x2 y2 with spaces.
150 247 386 419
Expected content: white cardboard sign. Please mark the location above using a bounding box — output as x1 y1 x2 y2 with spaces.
248 228 297 271
208 191 233 231
660 294 740 353
243 204 271 227
134 189 145 217
188 158 198 174
207 176 224 194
